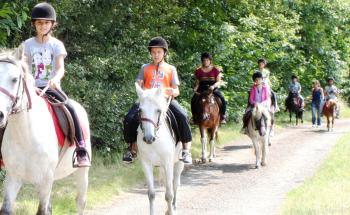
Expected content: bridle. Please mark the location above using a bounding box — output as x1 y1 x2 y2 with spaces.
140 112 162 131
139 97 172 133
0 58 32 114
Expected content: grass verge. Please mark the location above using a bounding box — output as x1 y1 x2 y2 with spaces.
281 132 350 214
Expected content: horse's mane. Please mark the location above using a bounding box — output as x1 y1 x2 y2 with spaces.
252 104 271 125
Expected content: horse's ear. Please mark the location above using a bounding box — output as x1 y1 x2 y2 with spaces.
135 82 144 98
13 43 24 61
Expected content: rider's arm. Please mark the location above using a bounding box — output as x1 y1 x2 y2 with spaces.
321 88 325 100
165 85 179 98
194 79 199 92
298 83 302 94
53 55 65 81
165 66 180 98
211 73 222 89
48 54 65 88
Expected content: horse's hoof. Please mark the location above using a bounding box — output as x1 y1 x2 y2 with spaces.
201 158 207 163
208 158 213 162
255 165 260 169
261 161 267 166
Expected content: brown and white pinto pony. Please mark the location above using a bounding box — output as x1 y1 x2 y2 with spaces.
194 89 220 163
323 99 337 131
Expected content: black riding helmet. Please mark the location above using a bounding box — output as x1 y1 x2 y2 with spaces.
148 37 168 54
252 72 263 81
327 77 335 82
291 74 298 80
257 58 267 65
201 52 213 62
31 2 56 21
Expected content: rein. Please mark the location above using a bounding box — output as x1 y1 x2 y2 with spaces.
0 59 32 114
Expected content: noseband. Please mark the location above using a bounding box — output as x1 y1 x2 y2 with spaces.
139 111 162 131
0 59 31 113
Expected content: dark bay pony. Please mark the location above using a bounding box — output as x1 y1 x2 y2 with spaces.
285 92 304 125
194 89 220 163
323 99 337 131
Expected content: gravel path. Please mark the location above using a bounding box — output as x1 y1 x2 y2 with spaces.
86 119 350 215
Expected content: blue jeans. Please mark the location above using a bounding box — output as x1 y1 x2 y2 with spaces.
311 102 322 126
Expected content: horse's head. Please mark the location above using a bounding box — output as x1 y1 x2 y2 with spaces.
136 83 167 144
251 104 270 136
0 46 27 128
197 89 218 122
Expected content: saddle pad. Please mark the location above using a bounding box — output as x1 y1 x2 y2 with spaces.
43 98 65 147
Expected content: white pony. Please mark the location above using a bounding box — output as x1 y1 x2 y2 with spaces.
135 83 184 215
0 47 91 215
247 103 271 168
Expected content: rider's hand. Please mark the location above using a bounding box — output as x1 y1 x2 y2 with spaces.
165 88 174 96
48 78 59 89
209 86 215 91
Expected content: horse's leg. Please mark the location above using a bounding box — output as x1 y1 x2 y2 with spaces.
289 111 292 124
141 161 155 215
252 138 261 169
36 179 54 215
0 175 22 215
331 116 334 131
200 128 207 163
327 116 330 131
295 112 298 126
261 132 269 166
74 167 89 215
208 128 217 162
300 111 304 124
172 161 184 211
163 161 174 215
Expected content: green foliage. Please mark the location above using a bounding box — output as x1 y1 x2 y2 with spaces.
3 0 350 155
0 2 29 47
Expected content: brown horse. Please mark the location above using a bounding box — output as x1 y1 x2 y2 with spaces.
193 89 220 163
323 99 337 131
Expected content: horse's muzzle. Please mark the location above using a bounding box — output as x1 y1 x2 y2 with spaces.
143 135 156 144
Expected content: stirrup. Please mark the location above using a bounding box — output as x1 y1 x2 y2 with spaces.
72 148 91 168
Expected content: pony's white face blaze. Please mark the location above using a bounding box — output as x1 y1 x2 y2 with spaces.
139 96 163 144
0 62 22 126
136 83 166 144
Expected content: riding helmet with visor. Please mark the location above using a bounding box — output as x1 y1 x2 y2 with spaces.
31 2 56 21
148 37 168 54
252 72 263 81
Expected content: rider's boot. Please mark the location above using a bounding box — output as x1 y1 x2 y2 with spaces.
122 143 137 163
181 142 192 164
73 140 91 168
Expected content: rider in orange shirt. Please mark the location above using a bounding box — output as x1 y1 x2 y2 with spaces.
123 37 193 164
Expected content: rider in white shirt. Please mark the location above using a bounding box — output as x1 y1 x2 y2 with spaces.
324 77 340 118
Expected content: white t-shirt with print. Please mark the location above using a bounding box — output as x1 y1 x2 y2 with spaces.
24 37 67 87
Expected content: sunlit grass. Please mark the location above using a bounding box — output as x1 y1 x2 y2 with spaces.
281 132 350 214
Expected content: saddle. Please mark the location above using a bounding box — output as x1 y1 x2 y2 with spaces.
39 90 76 146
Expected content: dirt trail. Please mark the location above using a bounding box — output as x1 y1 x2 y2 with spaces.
86 119 350 215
